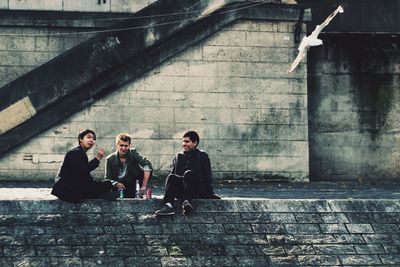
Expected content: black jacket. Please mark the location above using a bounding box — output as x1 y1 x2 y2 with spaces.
170 149 214 198
51 146 103 203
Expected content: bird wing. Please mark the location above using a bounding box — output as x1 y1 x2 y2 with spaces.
288 47 307 74
310 5 344 38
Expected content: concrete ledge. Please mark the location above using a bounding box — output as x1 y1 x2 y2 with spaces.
1 198 399 266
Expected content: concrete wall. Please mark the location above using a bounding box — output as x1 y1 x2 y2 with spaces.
0 0 156 13
308 35 400 181
0 19 309 182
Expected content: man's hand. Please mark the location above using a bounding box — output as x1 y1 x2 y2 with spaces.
114 182 125 190
96 148 106 161
139 186 146 197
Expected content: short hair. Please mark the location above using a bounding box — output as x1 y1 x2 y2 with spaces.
78 129 96 144
116 133 131 145
183 131 200 147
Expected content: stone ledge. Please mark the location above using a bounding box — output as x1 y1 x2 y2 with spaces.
0 199 399 266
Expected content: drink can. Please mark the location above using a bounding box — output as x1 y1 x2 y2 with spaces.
118 189 124 199
146 188 152 199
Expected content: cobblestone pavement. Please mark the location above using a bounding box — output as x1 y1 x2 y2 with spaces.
0 181 400 266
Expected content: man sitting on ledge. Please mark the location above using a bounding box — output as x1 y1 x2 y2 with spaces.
155 131 220 216
51 129 114 204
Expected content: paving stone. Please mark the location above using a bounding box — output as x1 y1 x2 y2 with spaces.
346 223 375 234
294 213 324 223
346 212 376 223
320 223 348 234
383 245 400 253
253 244 286 256
333 234 365 244
251 223 286 234
223 223 252 234
268 213 296 223
82 257 125 267
313 244 356 255
339 255 382 265
297 255 341 266
269 255 298 266
105 245 137 256
189 255 237 267
73 246 105 257
124 256 162 267
36 246 74 256
372 223 400 233
321 213 350 223
234 256 270 267
3 246 35 257
56 235 87 245
354 244 385 254
285 223 321 235
50 257 83 267
86 235 117 245
379 254 400 265
284 244 315 255
240 213 270 223
363 234 400 244
225 244 257 256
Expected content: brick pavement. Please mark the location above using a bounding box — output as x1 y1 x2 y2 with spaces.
0 182 399 266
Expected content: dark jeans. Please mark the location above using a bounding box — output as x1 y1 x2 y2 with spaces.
85 181 114 199
163 171 201 204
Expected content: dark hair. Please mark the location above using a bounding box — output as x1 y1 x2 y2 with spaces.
116 133 131 145
183 131 200 147
78 129 96 144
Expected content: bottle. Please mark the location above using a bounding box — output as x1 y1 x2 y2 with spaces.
146 188 152 199
135 180 140 198
118 189 124 199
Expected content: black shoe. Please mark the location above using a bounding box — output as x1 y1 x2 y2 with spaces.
182 200 193 215
155 204 175 216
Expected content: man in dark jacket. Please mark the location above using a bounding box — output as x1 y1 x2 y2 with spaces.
155 131 219 216
51 129 114 203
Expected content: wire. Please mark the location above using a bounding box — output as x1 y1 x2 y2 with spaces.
0 1 268 37
0 2 253 23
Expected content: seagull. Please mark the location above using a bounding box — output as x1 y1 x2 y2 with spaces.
288 5 344 74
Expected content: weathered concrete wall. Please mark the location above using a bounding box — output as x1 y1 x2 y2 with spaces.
0 19 309 182
0 0 156 13
1 198 400 266
308 35 400 181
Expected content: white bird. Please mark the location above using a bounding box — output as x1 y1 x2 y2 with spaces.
288 5 344 74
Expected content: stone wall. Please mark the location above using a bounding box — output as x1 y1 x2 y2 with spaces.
0 198 399 266
308 35 400 181
0 0 156 13
0 18 309 182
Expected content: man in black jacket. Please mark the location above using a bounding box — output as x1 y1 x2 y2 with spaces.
155 131 219 216
51 129 114 203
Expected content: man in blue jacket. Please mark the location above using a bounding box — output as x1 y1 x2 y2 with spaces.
51 129 114 203
155 131 219 216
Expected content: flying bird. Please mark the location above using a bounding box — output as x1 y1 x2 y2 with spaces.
288 5 344 74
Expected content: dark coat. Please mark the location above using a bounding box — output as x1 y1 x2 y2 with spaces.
51 146 111 203
170 149 214 198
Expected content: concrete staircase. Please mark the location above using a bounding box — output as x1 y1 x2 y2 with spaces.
1 198 400 266
0 0 299 156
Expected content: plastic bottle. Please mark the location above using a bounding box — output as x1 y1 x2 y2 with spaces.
135 180 140 198
118 189 124 199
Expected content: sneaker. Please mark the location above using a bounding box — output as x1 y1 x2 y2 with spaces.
155 204 175 216
182 200 193 215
